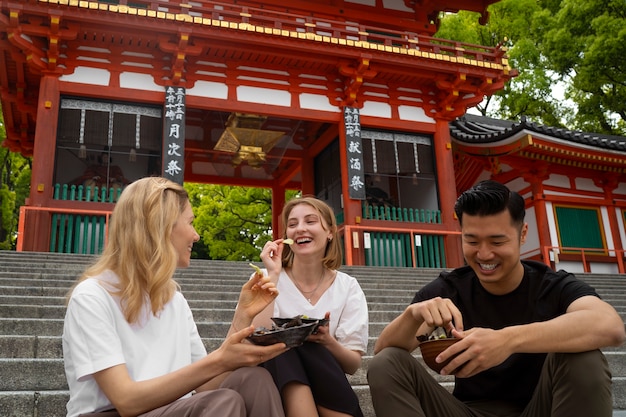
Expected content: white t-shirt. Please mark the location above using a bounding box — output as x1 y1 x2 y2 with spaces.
272 269 368 353
62 270 206 417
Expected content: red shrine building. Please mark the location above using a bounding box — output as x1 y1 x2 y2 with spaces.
451 114 626 274
2 0 626 274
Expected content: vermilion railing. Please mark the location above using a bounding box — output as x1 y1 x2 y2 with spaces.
40 0 509 66
17 205 112 253
538 246 626 274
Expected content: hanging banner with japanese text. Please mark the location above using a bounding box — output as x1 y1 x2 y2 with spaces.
344 106 365 200
163 86 186 185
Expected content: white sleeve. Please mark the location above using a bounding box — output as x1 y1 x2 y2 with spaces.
179 293 207 361
64 291 126 381
334 277 369 353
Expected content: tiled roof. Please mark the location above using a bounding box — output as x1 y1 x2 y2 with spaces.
450 114 626 152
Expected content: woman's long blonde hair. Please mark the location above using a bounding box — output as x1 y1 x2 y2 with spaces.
280 196 342 270
66 177 189 324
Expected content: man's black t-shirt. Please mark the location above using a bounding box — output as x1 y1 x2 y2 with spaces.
411 260 599 406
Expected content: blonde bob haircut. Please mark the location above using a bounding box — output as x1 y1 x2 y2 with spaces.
67 177 189 324
280 196 342 270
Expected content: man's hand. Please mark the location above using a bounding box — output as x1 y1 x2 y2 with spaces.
410 297 464 335
439 328 509 377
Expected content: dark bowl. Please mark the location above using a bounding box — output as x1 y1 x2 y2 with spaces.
271 316 329 333
247 321 317 348
418 337 462 374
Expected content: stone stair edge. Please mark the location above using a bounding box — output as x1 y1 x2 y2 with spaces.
1 252 626 416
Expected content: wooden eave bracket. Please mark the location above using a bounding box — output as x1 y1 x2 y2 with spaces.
4 9 77 74
428 73 506 120
338 56 377 108
158 32 202 84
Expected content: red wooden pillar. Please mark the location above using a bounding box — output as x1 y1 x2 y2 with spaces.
271 185 286 240
300 152 315 196
23 74 60 251
525 173 552 264
434 118 463 267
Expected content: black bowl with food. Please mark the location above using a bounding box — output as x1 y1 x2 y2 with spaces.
271 316 329 334
247 321 317 348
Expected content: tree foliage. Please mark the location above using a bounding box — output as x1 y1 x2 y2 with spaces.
0 106 31 250
437 0 626 135
185 183 299 261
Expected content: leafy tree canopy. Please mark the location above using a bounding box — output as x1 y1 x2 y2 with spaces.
437 0 626 135
0 106 31 250
185 183 298 261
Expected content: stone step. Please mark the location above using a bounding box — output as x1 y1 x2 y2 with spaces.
1 302 625 325
2 350 625 390
1 264 624 281
0 304 438 325
0 318 437 341
1 251 625 416
0 295 419 313
0 286 421 305
2 385 625 417
0 357 624 417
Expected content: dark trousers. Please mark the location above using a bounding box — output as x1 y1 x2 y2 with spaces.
262 342 364 417
367 347 612 417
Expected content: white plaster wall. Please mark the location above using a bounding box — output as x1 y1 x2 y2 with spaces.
522 205 541 258
555 260 585 274
589 262 619 274
237 86 291 106
546 201 558 250
120 72 163 92
299 93 340 112
187 81 229 99
575 177 603 192
60 67 110 86
600 206 615 250
543 173 569 188
617 206 626 250
360 101 392 118
398 105 434 123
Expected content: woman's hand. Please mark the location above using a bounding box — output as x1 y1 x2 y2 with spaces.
216 326 288 369
306 312 363 374
260 239 290 279
236 267 279 321
306 311 332 345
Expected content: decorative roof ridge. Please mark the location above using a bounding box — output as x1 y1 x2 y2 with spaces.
450 114 626 151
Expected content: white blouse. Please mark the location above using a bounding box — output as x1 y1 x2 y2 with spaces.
271 269 369 353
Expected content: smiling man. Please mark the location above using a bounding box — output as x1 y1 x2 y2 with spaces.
367 180 625 417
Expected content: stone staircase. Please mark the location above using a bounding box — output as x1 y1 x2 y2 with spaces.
0 250 625 417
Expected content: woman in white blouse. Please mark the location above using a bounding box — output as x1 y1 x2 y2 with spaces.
256 196 369 417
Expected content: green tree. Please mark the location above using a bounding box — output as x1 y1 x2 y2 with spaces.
0 106 32 250
437 0 625 135
540 0 626 134
185 183 298 261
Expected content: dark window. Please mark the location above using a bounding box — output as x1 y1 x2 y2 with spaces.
55 98 163 195
361 130 438 211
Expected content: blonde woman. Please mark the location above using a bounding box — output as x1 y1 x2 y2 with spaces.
63 177 288 417
256 196 368 417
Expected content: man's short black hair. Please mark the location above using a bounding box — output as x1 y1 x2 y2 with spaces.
454 180 525 227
